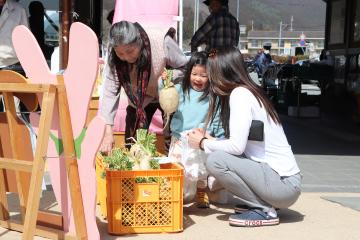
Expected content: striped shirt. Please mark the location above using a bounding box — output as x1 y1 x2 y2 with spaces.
190 7 240 52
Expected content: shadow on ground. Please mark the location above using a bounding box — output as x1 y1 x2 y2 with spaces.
281 114 360 156
277 208 305 223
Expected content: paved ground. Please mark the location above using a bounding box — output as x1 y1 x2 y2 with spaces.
1 113 360 240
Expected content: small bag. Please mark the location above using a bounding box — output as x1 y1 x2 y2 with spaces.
248 120 264 141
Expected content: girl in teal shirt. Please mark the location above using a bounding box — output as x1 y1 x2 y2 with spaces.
160 51 224 208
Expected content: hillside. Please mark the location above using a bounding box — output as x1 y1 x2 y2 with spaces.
183 0 326 44
101 0 326 50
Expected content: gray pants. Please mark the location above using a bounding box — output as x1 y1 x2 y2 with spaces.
206 151 301 212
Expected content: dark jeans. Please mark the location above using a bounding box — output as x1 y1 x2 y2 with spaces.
0 62 26 76
125 103 171 153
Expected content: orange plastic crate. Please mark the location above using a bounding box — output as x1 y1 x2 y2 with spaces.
95 153 107 218
106 162 184 234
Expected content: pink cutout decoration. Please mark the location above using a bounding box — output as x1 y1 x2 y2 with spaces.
113 0 179 27
13 23 105 239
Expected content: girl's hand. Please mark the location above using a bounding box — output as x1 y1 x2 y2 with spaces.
161 70 167 81
99 125 115 155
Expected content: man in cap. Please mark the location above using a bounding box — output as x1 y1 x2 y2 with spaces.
190 0 239 52
255 42 273 78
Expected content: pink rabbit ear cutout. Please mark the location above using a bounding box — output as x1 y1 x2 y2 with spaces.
64 22 99 137
12 25 60 131
12 25 57 84
13 22 105 239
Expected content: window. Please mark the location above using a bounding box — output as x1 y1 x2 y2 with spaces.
250 40 259 48
280 40 285 48
44 10 59 47
317 41 324 49
333 55 346 84
329 0 346 45
353 1 360 42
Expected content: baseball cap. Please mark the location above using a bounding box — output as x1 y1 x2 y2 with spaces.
263 42 272 50
203 0 228 6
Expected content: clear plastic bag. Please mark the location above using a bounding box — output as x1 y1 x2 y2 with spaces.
168 131 208 202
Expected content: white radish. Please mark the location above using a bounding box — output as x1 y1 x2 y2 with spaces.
159 68 179 129
139 155 151 170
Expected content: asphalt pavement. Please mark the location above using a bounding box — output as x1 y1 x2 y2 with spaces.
1 113 360 240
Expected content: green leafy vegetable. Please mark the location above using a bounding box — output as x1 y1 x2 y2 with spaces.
103 148 134 171
102 130 160 183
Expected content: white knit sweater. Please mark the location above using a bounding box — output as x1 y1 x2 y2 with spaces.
204 87 300 177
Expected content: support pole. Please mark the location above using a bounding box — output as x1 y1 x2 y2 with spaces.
193 0 199 34
237 0 239 21
60 0 73 69
278 21 282 55
179 0 184 50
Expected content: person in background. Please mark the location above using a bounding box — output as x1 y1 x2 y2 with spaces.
164 27 187 72
190 0 239 52
165 27 176 41
0 0 28 72
99 21 188 154
255 42 272 78
161 51 224 208
28 1 48 58
0 0 28 112
106 9 114 25
188 47 301 227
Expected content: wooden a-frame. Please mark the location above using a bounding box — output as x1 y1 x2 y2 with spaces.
0 71 87 239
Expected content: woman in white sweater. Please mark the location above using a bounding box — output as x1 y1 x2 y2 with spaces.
188 47 301 227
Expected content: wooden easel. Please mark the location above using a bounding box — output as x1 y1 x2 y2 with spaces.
0 71 87 239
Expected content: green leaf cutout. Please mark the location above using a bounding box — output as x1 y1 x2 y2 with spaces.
74 128 87 159
49 132 64 156
49 127 87 159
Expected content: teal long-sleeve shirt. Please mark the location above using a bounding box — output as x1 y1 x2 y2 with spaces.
168 84 224 139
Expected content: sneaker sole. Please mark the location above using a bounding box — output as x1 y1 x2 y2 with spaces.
229 218 279 227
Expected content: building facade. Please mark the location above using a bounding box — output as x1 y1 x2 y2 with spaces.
323 0 360 120
247 30 325 56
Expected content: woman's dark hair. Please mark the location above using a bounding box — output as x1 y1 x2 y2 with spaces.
165 27 176 40
107 21 149 82
106 9 114 25
29 1 44 15
206 47 281 137
181 51 209 102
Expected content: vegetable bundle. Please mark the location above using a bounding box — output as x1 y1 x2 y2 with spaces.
102 129 160 182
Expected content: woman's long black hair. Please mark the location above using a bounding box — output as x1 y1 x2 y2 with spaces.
206 47 281 137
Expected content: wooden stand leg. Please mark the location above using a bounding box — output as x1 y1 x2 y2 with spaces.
0 78 87 239
0 169 9 220
22 88 56 239
57 76 87 239
3 93 28 220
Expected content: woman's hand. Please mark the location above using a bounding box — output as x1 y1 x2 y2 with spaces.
193 128 215 140
187 128 214 149
99 125 115 155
